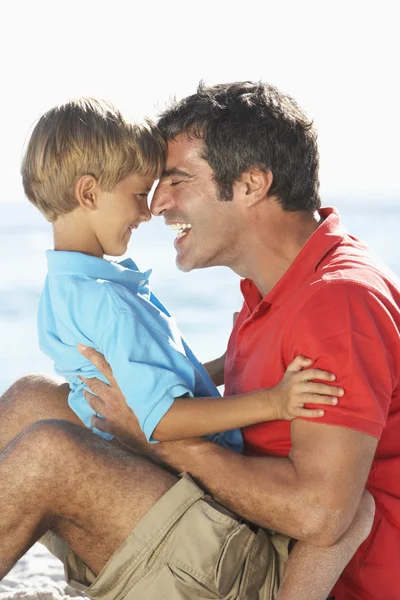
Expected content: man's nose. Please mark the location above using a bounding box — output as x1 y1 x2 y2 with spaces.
151 183 173 216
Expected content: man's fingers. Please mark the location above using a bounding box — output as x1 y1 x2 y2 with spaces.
77 345 116 384
91 414 112 433
83 389 104 413
286 355 313 372
79 375 111 398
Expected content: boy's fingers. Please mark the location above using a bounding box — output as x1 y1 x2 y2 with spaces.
286 355 313 372
302 394 339 405
303 383 343 398
296 408 325 418
298 368 336 382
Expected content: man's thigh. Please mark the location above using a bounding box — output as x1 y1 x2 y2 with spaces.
0 374 79 451
43 473 291 600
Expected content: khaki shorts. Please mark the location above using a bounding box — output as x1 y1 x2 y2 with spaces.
40 474 290 600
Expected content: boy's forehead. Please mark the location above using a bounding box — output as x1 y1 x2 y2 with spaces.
124 172 155 189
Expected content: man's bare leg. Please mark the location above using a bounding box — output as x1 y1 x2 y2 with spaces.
0 419 176 579
0 375 78 452
278 489 375 600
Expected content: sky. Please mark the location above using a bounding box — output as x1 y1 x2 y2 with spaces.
1 0 398 205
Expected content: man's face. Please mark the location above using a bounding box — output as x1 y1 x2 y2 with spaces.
151 135 242 272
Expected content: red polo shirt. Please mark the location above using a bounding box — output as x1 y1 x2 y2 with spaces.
225 208 400 600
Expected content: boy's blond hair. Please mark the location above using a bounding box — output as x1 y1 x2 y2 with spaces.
21 98 166 222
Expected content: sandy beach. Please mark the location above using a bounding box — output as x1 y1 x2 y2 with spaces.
0 545 86 600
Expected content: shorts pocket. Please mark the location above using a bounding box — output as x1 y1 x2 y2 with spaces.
165 499 256 598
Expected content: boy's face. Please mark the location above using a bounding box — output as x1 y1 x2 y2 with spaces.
92 173 154 257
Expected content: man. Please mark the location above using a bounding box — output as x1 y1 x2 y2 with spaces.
1 82 399 600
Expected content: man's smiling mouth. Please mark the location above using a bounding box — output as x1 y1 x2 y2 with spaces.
169 223 192 240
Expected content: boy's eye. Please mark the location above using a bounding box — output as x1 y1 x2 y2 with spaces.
136 193 148 199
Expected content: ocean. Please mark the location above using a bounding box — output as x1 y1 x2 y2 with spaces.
1 200 399 396
0 199 399 593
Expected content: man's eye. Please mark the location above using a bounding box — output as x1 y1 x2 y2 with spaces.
170 181 183 187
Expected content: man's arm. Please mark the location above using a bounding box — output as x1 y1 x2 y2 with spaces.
78 344 376 547
153 419 378 546
203 311 239 386
202 353 225 387
78 283 392 545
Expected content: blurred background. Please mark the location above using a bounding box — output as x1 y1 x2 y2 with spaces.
0 0 399 592
1 0 399 393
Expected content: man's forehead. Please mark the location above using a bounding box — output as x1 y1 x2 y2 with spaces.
165 135 205 167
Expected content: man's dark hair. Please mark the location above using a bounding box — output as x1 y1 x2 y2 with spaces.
157 81 321 212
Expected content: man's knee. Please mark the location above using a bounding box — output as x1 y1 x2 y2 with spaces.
1 373 64 406
17 419 90 468
0 374 77 428
357 490 375 543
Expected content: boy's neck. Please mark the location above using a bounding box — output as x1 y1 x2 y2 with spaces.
53 213 104 258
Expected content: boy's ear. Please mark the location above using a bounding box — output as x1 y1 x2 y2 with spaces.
236 168 274 208
75 174 98 211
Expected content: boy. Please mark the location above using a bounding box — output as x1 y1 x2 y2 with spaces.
21 98 372 600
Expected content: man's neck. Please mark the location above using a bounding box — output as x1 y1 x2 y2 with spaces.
234 209 322 297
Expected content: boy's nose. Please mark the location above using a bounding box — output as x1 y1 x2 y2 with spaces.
141 203 152 223
151 183 173 216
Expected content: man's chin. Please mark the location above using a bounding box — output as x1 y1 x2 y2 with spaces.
175 257 194 273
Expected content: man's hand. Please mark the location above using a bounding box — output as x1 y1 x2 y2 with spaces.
77 344 149 454
77 344 209 473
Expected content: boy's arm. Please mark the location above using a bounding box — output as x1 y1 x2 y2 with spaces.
82 304 341 442
153 355 342 441
89 310 341 443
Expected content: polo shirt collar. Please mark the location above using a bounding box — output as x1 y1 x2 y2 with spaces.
241 207 347 313
46 250 152 295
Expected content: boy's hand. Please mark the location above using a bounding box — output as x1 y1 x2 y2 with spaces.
273 355 344 420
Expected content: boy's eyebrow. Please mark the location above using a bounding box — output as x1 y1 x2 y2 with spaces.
161 168 193 179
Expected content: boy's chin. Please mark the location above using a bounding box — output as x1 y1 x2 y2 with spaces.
102 243 128 258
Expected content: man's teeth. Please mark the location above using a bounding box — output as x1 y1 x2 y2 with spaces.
169 223 192 239
170 223 192 231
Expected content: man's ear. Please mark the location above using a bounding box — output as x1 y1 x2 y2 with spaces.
237 168 273 207
74 174 98 211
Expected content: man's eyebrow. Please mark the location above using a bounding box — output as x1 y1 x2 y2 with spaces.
160 168 193 179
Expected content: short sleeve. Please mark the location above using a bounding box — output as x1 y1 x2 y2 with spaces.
288 283 398 438
99 311 195 442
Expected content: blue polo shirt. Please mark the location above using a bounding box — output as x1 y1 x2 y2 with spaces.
38 250 242 452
